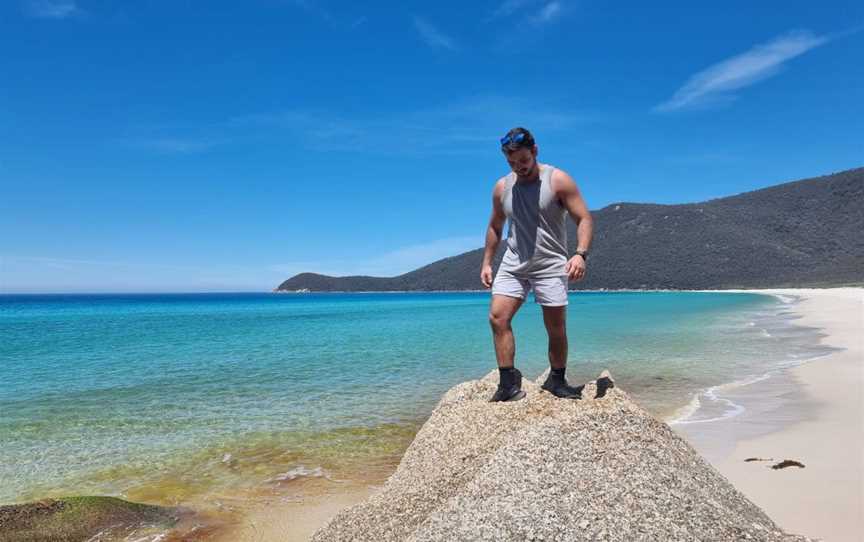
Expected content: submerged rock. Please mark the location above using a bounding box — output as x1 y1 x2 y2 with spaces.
0 496 181 542
312 370 812 542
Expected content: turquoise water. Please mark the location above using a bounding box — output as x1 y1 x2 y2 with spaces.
0 292 832 505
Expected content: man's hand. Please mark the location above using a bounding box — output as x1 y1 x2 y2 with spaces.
565 255 586 281
552 170 593 280
480 264 494 288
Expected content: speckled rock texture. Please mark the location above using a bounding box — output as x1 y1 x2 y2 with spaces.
312 370 812 542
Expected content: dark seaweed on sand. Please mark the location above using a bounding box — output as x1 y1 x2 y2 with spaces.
771 460 806 470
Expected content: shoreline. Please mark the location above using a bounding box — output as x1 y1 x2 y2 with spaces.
665 290 836 428
676 287 863 541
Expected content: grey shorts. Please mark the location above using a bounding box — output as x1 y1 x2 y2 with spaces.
491 268 569 307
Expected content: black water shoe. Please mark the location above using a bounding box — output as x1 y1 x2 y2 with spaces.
541 372 583 399
490 367 526 402
594 376 615 398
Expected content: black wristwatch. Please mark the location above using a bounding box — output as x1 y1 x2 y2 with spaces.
574 249 589 261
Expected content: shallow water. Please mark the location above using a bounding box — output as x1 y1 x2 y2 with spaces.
0 291 833 507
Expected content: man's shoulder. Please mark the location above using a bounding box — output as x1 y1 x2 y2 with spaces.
549 166 577 192
493 173 513 192
497 170 516 183
547 164 570 179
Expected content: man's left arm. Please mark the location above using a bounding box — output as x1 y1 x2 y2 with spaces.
552 169 593 281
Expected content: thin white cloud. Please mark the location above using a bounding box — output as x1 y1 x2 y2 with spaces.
123 95 598 158
490 0 539 19
123 138 222 154
286 0 366 29
24 0 79 19
3 255 199 273
488 0 563 24
0 255 272 293
271 235 483 278
228 96 596 154
375 236 482 272
655 30 828 112
2 235 485 292
289 0 331 21
413 16 457 50
531 2 562 25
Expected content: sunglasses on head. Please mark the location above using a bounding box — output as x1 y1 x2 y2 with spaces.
499 132 527 146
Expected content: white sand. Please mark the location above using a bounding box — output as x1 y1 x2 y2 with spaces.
679 288 863 542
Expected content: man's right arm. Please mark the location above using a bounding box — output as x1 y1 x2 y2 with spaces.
481 179 506 287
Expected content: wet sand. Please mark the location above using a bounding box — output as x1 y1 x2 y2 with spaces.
206 477 382 542
218 486 375 541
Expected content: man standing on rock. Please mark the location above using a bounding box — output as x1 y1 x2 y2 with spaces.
480 127 594 402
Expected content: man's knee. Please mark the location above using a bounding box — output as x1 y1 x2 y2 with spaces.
488 310 513 333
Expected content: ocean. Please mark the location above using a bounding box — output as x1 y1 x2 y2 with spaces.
0 291 833 509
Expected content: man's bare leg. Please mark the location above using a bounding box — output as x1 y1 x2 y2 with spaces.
489 294 524 368
488 294 527 402
542 305 567 369
540 305 582 399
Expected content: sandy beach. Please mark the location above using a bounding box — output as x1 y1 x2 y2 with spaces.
678 288 864 542
676 288 864 542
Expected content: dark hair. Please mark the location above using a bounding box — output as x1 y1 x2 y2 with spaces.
501 127 536 153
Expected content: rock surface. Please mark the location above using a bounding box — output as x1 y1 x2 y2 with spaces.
312 371 812 542
0 496 182 542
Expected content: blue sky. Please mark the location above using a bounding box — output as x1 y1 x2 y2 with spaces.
1 0 862 293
